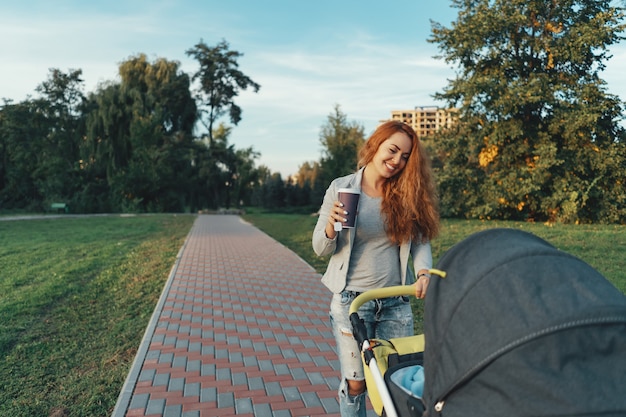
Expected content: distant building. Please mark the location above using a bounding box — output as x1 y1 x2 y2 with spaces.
388 106 458 138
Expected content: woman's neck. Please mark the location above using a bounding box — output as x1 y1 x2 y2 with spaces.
361 165 384 197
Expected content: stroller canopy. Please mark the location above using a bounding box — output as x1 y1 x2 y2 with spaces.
423 228 626 417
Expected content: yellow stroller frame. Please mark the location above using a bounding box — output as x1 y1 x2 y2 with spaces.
348 275 443 417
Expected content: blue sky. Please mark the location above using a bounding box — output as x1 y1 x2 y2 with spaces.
1 1 625 176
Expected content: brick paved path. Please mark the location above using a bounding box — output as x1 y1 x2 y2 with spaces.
112 215 374 417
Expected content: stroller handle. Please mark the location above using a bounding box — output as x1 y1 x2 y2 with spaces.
348 285 416 315
348 269 446 315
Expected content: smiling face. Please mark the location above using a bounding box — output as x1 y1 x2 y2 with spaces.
369 131 412 179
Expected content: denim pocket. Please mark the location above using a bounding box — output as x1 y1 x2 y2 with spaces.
339 290 359 305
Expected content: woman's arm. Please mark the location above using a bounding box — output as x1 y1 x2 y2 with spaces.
412 240 433 299
312 183 339 257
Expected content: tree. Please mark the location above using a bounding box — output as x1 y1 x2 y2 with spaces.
430 0 626 223
194 123 260 209
83 54 197 212
317 104 366 191
186 39 260 144
0 99 49 209
262 172 287 209
231 146 260 207
0 69 86 211
294 161 322 207
35 69 86 206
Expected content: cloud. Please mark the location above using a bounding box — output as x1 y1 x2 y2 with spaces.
222 40 456 176
2 0 623 178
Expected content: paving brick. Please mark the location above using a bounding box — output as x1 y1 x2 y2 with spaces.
289 367 308 381
228 350 243 363
186 359 201 373
138 368 156 382
175 339 189 349
321 396 341 414
282 386 301 402
168 377 185 392
145 397 166 415
252 403 273 417
158 352 174 364
183 382 200 397
153 372 170 387
243 355 257 367
217 392 234 408
163 404 182 417
172 355 187 369
264 381 282 397
216 367 231 381
128 393 150 410
302 390 324 408
145 350 161 361
234 397 253 414
199 387 217 403
274 363 290 376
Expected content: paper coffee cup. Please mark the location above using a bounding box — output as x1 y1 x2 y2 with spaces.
337 188 360 228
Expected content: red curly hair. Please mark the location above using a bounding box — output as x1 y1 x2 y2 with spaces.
358 121 439 244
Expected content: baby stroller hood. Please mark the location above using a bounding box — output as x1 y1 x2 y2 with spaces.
423 228 626 416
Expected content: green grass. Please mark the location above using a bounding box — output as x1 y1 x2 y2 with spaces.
0 214 196 417
2 211 625 416
242 211 626 332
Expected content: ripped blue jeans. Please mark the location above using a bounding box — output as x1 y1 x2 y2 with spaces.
329 290 413 417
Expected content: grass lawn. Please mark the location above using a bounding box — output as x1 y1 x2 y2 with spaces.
1 211 624 416
0 214 196 417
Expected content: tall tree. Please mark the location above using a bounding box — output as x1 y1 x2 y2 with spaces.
185 39 260 144
195 123 259 209
34 69 86 205
318 104 366 190
83 54 197 212
431 0 626 223
294 161 321 207
0 99 49 209
231 146 260 207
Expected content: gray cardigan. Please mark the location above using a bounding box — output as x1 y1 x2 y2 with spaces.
312 168 433 294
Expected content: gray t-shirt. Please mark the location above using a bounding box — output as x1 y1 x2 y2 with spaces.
345 192 402 292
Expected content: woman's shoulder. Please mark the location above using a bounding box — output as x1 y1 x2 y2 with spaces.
328 170 360 189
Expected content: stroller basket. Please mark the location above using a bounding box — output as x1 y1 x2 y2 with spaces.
386 361 426 417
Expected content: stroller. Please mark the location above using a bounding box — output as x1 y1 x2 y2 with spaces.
350 285 431 417
350 228 626 417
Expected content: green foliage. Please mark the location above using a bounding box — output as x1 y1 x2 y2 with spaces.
2 29 625 223
251 170 287 209
1 42 263 214
0 99 46 209
0 214 195 417
82 54 198 213
431 0 626 223
182 39 263 209
287 105 366 208
0 69 86 211
194 124 261 209
185 39 261 143
317 104 366 188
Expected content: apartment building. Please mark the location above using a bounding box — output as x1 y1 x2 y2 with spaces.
389 106 458 138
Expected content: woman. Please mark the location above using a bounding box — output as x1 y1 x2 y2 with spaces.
312 120 439 417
